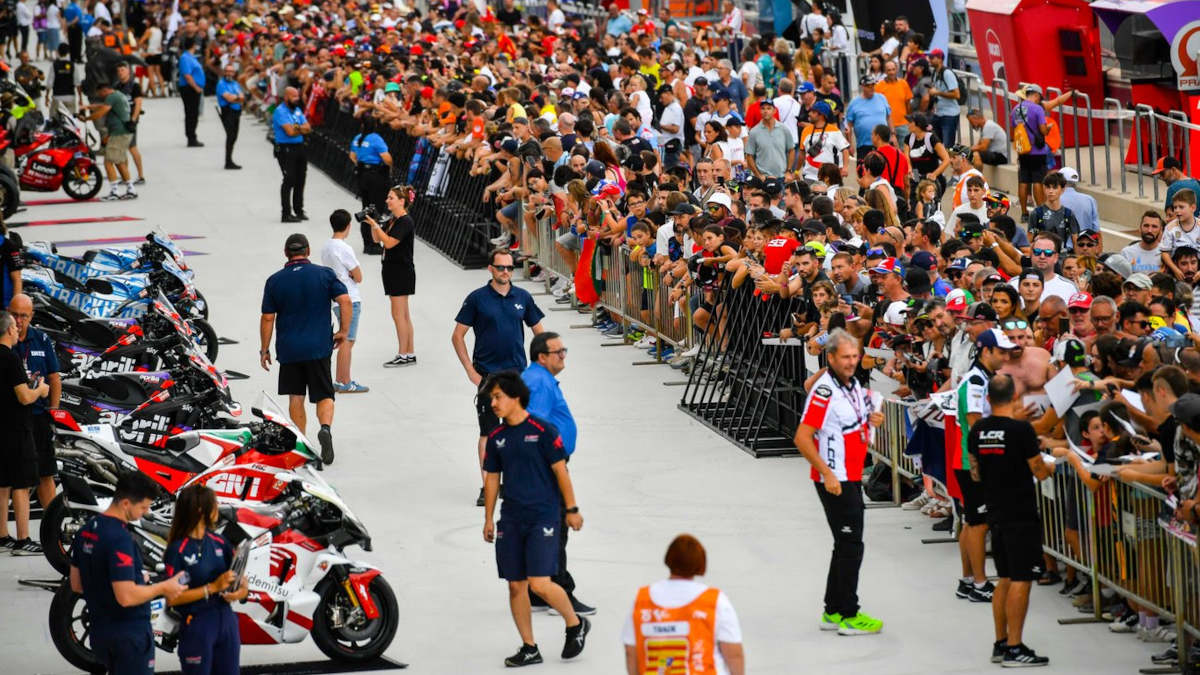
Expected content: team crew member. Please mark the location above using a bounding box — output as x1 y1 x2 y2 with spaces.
480 372 590 667
69 472 187 675
522 332 595 616
260 234 351 465
0 308 48 554
452 249 545 506
968 374 1053 667
215 62 244 170
349 118 392 254
164 485 247 674
10 294 59 527
367 185 417 367
952 328 1020 603
177 37 204 147
793 329 885 636
273 86 311 223
622 535 745 675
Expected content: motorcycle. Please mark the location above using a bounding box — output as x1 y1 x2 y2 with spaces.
3 108 102 200
48 469 398 672
23 229 199 294
41 395 318 574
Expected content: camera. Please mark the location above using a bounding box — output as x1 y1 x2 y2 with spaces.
354 205 378 223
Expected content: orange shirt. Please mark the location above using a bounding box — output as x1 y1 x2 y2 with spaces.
875 78 913 128
633 585 719 675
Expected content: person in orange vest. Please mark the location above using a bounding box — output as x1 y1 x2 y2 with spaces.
621 535 745 675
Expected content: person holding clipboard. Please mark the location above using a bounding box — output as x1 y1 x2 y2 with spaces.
164 485 248 674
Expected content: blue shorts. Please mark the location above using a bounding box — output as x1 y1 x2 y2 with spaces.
92 624 155 675
335 301 361 342
500 202 520 221
495 518 560 581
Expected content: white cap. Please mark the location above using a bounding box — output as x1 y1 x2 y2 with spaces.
1059 167 1080 183
706 191 732 210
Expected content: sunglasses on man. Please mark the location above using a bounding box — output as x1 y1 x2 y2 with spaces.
1032 247 1056 257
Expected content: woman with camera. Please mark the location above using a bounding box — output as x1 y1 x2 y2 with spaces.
164 485 247 675
366 185 417 367
349 117 393 255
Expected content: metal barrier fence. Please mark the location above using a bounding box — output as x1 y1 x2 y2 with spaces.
870 402 1199 668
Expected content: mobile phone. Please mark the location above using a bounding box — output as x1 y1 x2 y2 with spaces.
841 294 854 304
1058 318 1070 334
716 176 725 186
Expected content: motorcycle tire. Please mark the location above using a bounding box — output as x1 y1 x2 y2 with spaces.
311 574 399 663
189 318 220 362
62 159 104 200
194 290 210 320
0 164 19 218
49 581 105 674
40 493 79 576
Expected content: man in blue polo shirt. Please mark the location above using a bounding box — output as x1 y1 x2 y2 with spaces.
453 249 546 506
216 62 244 170
273 86 311 223
10 294 60 528
260 234 351 466
177 37 205 147
522 332 595 617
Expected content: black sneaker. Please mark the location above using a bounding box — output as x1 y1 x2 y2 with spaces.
562 616 590 659
476 488 486 507
1150 646 1177 665
297 211 310 221
504 644 542 667
968 581 995 603
281 213 302 223
187 140 205 147
992 640 1008 664
529 594 550 612
1002 644 1049 668
932 515 954 532
383 355 407 368
224 163 242 170
0 536 14 551
317 426 335 465
570 598 597 616
955 579 973 599
11 538 43 556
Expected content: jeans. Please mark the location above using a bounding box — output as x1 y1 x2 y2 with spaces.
815 480 865 618
934 114 959 149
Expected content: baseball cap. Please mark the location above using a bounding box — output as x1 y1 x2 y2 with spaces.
384 81 401 93
712 90 731 102
983 273 1004 285
1059 338 1088 367
1059 167 1080 182
1151 156 1182 176
762 177 782 195
585 159 606 179
1123 272 1153 290
950 144 971 157
869 257 904 276
946 288 975 314
928 48 946 59
706 192 732 210
859 74 880 86
948 257 971 272
1115 338 1146 367
1077 229 1100 243
694 76 709 88
966 302 998 322
671 203 698 216
284 233 309 254
905 268 932 295
1022 83 1043 97
783 218 805 237
590 179 622 198
976 327 1018 350
801 218 825 234
1068 292 1094 310
798 81 815 93
909 250 937 271
1018 267 1041 283
500 138 519 153
811 101 833 119
1171 393 1200 430
1099 254 1132 280
759 98 776 108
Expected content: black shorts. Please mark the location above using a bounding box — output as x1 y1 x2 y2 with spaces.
33 413 56 478
382 264 415 297
278 357 335 403
0 428 39 489
475 373 501 436
991 520 1044 582
979 150 1007 166
954 468 987 526
1017 153 1048 184
146 54 163 66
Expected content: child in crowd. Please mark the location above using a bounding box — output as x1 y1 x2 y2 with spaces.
914 178 941 222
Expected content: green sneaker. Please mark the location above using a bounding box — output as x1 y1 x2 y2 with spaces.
820 613 843 631
837 611 883 636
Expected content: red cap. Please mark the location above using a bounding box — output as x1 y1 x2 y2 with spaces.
423 34 437 44
410 44 423 56
928 48 945 58
1068 292 1094 310
420 86 434 99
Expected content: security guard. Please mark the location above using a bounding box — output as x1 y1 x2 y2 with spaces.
215 63 244 170
9 293 60 518
177 37 205 147
70 472 186 675
348 116 392 254
273 86 310 223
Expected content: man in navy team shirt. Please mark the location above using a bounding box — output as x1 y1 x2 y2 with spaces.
260 234 351 466
481 371 590 667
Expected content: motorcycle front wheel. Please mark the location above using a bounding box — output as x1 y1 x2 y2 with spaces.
311 574 399 663
62 159 103 200
189 318 220 362
48 581 105 674
40 493 83 576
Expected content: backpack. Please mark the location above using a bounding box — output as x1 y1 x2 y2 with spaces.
1012 102 1045 155
938 68 966 104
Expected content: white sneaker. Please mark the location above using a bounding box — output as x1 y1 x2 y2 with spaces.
550 277 571 294
902 493 932 511
100 189 122 201
1142 626 1176 643
634 336 656 349
490 232 513 247
679 344 700 358
531 268 548 282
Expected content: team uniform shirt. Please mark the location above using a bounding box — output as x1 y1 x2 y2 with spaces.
762 237 800 275
319 238 362 303
1160 221 1200 256
970 416 1040 524
454 283 545 374
798 123 849 182
1 232 23 307
261 259 348 363
272 104 307 145
0 343 31 432
482 414 566 523
70 515 150 629
800 371 874 482
620 579 742 675
1121 243 1164 275
945 362 992 473
14 327 59 415
163 532 235 615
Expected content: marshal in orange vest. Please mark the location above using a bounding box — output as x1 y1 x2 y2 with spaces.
632 585 720 675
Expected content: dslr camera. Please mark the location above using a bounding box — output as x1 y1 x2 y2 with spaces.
354 204 378 223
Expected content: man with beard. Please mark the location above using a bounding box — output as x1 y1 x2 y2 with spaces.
831 251 869 302
273 86 311 223
1119 211 1165 276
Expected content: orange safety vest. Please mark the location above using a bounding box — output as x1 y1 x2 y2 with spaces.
633 585 719 675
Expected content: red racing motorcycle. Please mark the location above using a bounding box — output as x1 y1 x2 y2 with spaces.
3 110 103 200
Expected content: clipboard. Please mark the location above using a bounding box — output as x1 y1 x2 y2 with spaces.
225 539 251 593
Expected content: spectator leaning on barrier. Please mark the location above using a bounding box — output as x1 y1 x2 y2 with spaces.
1151 156 1200 218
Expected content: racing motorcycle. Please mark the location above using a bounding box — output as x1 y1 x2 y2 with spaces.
41 395 317 574
4 107 102 200
48 469 399 672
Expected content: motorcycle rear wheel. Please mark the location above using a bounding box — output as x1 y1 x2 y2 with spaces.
62 159 103 200
49 581 105 673
40 493 81 576
311 574 399 663
189 318 220 362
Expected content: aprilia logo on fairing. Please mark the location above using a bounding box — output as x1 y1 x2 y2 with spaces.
207 473 261 499
117 428 166 446
74 353 137 372
127 415 170 432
